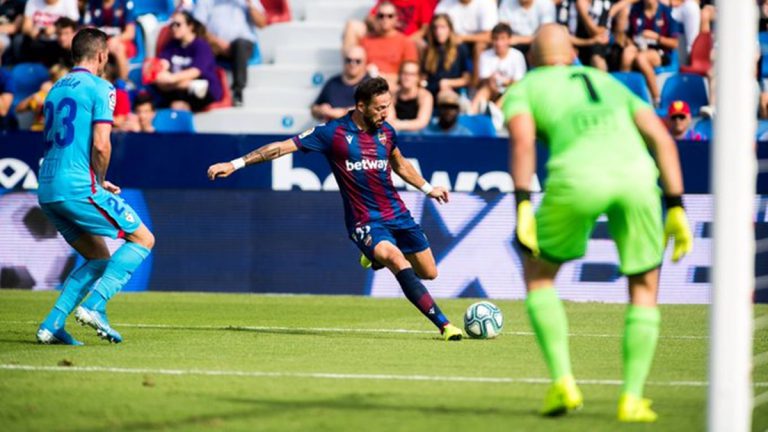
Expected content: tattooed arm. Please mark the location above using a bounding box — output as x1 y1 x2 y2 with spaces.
207 139 298 180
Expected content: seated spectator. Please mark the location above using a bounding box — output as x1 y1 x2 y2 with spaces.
122 91 156 133
152 11 223 112
666 100 705 140
360 1 418 89
700 0 714 34
0 0 25 64
343 0 435 49
423 90 473 136
388 60 433 132
21 0 79 64
194 0 266 107
53 16 76 68
311 45 369 121
498 0 555 56
435 0 498 81
620 0 680 105
470 23 526 114
422 13 471 101
571 0 611 70
82 0 137 80
670 0 700 56
0 67 15 130
15 62 69 130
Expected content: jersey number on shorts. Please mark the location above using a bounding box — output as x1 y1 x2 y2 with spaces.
570 72 601 103
43 97 77 149
106 197 126 216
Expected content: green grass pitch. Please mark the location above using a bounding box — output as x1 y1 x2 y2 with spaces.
0 290 766 432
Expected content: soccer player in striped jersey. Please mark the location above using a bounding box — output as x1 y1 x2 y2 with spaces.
207 77 463 341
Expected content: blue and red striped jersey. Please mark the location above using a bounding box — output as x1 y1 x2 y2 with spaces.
292 112 410 230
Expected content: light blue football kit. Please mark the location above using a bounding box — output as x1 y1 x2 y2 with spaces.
37 67 150 345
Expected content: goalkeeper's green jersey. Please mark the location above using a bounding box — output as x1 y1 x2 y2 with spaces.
501 65 659 187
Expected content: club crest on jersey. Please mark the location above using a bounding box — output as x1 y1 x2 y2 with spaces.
108 90 116 111
345 134 353 144
377 132 387 144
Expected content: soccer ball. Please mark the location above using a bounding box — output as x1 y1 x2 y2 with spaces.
463 301 503 339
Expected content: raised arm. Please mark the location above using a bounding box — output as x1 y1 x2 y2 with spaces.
389 147 448 203
207 138 298 180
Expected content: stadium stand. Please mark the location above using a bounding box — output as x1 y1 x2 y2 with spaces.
262 0 292 24
659 73 709 117
458 114 496 137
153 108 196 133
133 0 176 22
679 32 713 76
10 63 50 101
611 72 652 103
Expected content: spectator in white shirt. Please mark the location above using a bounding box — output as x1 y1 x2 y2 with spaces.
21 0 78 63
498 0 555 54
470 23 526 113
670 0 700 55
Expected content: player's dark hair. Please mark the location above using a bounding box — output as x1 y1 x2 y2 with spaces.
71 28 108 63
54 17 78 31
354 77 390 105
491 23 513 37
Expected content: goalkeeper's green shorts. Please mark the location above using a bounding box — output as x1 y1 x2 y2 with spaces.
536 179 664 275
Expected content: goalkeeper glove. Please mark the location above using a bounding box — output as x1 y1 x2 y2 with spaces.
663 196 693 262
515 190 539 257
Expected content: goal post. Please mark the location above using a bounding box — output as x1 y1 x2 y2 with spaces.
708 1 757 431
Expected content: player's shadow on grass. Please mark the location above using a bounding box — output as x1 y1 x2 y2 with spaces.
220 326 437 341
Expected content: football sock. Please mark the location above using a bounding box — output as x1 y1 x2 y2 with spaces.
42 259 108 330
395 268 450 329
81 243 151 312
526 287 573 380
622 305 661 397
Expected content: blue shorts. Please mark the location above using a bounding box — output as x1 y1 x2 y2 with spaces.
350 215 430 262
40 190 143 244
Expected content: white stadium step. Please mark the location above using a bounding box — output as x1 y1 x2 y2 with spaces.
243 87 320 109
247 64 340 90
273 46 342 68
258 22 342 64
304 2 372 24
289 0 371 21
195 108 316 134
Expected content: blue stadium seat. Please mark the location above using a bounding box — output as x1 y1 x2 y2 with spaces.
153 109 195 133
757 120 768 140
659 73 709 117
655 48 679 75
692 118 712 139
133 0 175 21
458 114 496 137
11 63 49 101
611 72 651 103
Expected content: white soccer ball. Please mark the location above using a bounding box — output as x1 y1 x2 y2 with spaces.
463 301 503 339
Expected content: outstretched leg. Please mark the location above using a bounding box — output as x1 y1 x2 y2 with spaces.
373 241 460 340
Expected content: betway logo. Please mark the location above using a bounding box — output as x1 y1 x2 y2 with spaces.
271 154 541 192
345 159 388 172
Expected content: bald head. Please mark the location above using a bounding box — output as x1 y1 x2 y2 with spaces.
530 24 575 67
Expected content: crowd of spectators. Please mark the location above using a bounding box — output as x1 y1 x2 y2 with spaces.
0 0 763 139
328 0 732 137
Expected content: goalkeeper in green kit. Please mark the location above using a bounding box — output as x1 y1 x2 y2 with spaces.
502 25 693 423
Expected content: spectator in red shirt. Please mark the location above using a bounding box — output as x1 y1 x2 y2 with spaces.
666 100 704 141
359 1 418 90
343 0 435 50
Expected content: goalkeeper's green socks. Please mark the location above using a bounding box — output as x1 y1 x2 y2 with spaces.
622 305 661 397
525 287 573 380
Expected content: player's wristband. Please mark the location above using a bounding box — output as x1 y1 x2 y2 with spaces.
664 195 684 209
230 157 246 171
420 182 434 195
514 190 531 207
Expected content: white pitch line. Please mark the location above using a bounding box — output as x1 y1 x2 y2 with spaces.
3 364 765 388
0 321 709 340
